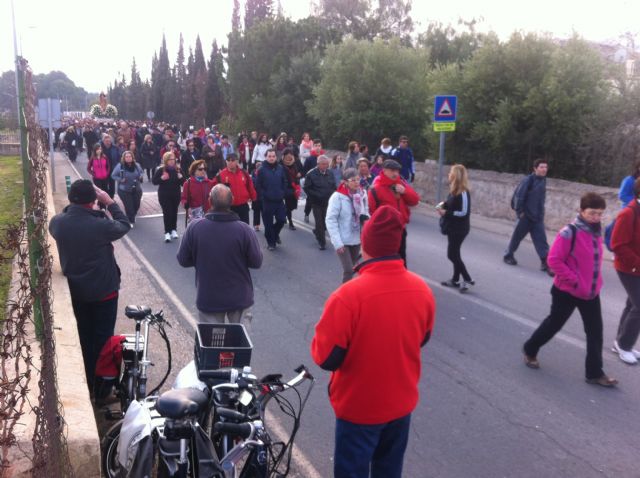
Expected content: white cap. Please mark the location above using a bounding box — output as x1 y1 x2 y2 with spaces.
205 128 211 133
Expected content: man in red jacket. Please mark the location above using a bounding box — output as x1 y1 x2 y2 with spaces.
214 153 257 224
368 159 420 267
611 177 640 364
311 205 435 478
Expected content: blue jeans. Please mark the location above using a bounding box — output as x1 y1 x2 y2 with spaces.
334 414 411 478
505 215 549 260
261 200 286 247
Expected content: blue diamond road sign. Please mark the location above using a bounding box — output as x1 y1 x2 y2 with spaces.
434 95 457 122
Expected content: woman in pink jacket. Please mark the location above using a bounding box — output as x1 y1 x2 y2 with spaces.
522 192 618 387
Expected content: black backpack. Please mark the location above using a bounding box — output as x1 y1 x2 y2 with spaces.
511 175 532 211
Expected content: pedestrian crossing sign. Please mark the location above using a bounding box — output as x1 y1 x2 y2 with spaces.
434 95 457 122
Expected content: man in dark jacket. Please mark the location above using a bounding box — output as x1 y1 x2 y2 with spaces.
504 159 553 275
49 180 130 390
302 139 325 222
304 155 336 250
177 184 263 323
256 149 291 250
101 134 121 198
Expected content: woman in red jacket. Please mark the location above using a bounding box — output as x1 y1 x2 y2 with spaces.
181 160 213 223
611 177 640 365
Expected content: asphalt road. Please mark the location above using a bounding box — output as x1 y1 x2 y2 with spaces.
70 153 638 478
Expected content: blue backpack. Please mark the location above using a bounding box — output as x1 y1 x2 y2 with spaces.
604 203 638 252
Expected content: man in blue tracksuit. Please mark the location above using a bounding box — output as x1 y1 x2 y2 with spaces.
504 159 553 275
391 135 414 182
256 149 292 250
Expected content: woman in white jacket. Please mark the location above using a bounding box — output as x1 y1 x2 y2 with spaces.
326 168 370 282
251 133 270 168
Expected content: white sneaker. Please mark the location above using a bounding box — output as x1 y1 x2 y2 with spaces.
164 232 171 243
612 341 639 365
170 230 179 240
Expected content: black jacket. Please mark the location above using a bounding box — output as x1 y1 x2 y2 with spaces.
181 149 200 177
49 203 130 302
256 162 291 203
443 191 471 235
152 167 185 198
303 167 336 207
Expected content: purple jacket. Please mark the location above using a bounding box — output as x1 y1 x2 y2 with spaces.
548 216 603 300
177 212 263 312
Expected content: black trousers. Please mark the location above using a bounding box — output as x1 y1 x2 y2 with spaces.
399 228 407 268
524 286 604 380
71 295 118 389
231 203 250 225
312 204 328 247
447 230 471 282
252 200 262 227
159 192 180 233
118 188 142 223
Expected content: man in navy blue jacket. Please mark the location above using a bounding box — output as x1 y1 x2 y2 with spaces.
504 159 553 275
177 184 263 323
391 135 414 182
256 149 292 250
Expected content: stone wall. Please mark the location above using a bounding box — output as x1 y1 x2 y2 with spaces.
412 160 620 233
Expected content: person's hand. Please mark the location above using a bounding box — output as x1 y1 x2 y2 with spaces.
437 209 445 217
177 172 183 179
336 247 345 254
394 184 406 194
94 186 114 206
161 172 169 180
296 172 301 178
121 178 126 183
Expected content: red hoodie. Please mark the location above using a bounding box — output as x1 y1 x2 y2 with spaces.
368 173 420 225
213 168 257 206
311 258 435 424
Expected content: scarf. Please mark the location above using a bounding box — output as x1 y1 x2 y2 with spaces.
575 214 602 236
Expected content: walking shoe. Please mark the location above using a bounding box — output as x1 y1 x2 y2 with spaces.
612 341 639 365
541 259 555 277
304 215 310 223
459 280 475 293
164 233 171 243
276 237 282 245
254 225 260 231
585 374 618 388
523 350 540 369
289 224 296 230
267 245 275 251
319 244 326 250
170 230 179 240
441 279 460 288
503 255 517 266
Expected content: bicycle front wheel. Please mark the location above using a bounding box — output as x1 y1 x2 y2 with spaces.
101 420 123 478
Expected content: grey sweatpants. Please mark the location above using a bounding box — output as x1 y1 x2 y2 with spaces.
616 271 640 351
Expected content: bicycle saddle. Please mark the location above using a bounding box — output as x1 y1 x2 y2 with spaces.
156 388 209 419
124 305 151 320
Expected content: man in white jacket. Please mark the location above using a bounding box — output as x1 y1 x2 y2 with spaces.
326 168 370 282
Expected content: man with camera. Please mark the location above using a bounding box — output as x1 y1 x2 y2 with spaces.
368 159 420 267
49 180 130 392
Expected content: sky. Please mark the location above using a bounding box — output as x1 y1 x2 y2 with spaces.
2 0 640 93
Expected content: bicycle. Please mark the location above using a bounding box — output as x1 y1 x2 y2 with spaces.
96 305 172 419
101 365 315 478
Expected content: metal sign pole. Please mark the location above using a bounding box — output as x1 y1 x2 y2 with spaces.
437 132 445 203
48 98 56 192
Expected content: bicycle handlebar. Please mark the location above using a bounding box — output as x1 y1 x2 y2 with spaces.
213 421 255 440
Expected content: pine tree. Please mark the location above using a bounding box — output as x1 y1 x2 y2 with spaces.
152 34 171 120
232 0 241 32
128 57 146 120
205 40 226 126
190 35 208 127
175 34 188 125
244 0 273 31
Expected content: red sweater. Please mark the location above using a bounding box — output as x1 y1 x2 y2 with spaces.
368 174 420 225
611 201 640 275
213 168 257 206
311 258 435 424
181 177 214 212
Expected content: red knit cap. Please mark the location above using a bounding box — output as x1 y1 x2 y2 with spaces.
361 205 404 257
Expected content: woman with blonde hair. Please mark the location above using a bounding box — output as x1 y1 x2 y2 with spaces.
152 151 185 242
437 164 474 292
